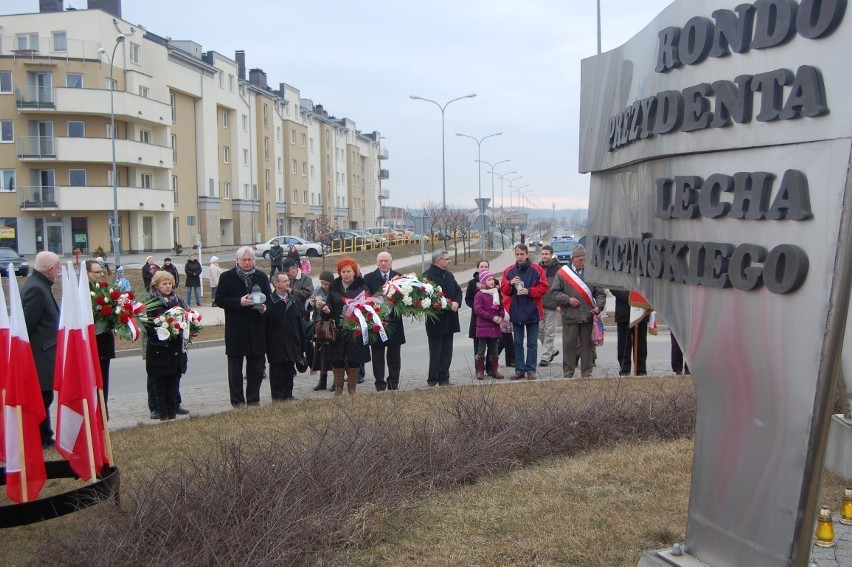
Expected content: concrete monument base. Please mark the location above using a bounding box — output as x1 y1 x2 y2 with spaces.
824 414 852 482
638 549 710 567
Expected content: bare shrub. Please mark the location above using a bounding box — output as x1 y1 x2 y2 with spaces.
38 381 695 566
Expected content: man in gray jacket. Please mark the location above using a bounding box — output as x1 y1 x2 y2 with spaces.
548 245 606 378
283 259 314 312
538 245 562 367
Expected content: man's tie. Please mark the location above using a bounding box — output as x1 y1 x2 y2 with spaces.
383 272 389 281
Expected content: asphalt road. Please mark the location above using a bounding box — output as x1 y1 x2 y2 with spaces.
105 311 680 430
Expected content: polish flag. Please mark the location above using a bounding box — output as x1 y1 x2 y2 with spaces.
54 264 104 481
0 271 10 463
4 263 47 502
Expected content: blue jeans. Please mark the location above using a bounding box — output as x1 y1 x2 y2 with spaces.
186 286 201 305
513 321 540 374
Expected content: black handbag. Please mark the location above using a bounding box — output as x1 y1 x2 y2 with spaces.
313 319 338 343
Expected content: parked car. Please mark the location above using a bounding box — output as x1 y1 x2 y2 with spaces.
550 239 579 264
366 227 394 243
0 247 30 277
529 236 543 247
350 229 384 248
320 230 371 251
254 236 323 258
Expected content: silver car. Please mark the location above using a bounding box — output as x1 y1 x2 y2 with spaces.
254 236 323 258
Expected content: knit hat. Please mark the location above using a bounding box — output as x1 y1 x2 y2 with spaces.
115 266 124 273
210 256 219 263
164 257 172 263
572 244 586 258
479 270 494 283
145 256 154 263
319 270 335 282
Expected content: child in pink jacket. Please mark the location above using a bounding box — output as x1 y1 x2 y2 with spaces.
473 271 506 379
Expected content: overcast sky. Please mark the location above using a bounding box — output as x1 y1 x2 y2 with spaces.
4 0 673 211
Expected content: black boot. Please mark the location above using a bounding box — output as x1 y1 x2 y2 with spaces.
313 372 328 391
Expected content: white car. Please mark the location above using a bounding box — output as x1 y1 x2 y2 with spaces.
254 236 323 258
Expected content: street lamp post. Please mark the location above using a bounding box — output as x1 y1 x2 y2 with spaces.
410 93 476 244
99 34 126 269
476 159 510 250
507 177 526 209
493 171 517 210
455 132 502 257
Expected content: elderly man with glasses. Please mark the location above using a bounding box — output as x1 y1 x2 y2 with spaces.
422 249 462 386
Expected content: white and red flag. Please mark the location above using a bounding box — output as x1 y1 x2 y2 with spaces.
0 270 10 464
557 264 595 307
4 263 47 502
54 264 105 481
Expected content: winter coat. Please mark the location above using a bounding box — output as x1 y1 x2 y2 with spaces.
363 268 406 346
142 262 160 290
215 267 270 357
549 264 607 325
499 261 548 324
269 244 285 267
474 289 505 339
145 295 189 379
184 259 202 288
323 275 371 365
21 270 60 391
162 263 180 287
265 292 305 365
423 264 462 337
465 272 504 338
208 263 223 288
289 271 314 309
539 258 562 310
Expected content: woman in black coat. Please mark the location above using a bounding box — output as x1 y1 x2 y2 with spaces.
184 252 203 306
145 270 189 420
319 257 370 396
265 272 306 400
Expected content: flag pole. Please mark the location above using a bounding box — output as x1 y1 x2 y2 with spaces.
15 405 29 501
633 324 639 376
98 389 114 466
81 403 98 483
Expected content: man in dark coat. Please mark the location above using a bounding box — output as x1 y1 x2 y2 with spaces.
21 251 61 448
612 290 648 376
162 257 180 287
184 252 202 306
363 250 406 391
422 248 462 386
268 239 285 278
215 246 270 406
265 272 305 400
85 260 115 412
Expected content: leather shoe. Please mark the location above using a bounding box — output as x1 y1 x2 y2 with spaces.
538 359 549 367
550 350 560 362
510 372 525 380
175 405 190 415
150 410 160 420
526 371 537 380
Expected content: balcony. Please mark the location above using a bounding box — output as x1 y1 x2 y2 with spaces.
16 87 172 126
379 189 390 199
55 137 173 168
378 147 389 160
14 86 54 110
17 185 175 211
378 169 389 180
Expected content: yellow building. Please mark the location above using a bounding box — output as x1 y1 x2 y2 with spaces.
0 1 386 257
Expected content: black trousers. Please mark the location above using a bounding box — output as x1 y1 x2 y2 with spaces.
671 334 689 374
427 334 454 385
100 358 111 417
228 355 265 406
154 374 180 419
148 377 183 411
40 389 54 445
371 342 401 391
269 361 296 400
616 319 648 374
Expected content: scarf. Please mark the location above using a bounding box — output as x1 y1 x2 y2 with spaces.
153 290 181 309
236 266 256 290
481 287 500 305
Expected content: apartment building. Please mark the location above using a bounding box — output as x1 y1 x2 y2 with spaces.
0 1 387 256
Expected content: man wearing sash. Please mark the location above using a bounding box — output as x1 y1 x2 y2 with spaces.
549 245 606 378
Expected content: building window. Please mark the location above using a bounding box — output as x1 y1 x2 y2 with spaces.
303 190 307 204
0 120 13 143
129 42 141 64
290 129 296 144
223 146 230 164
301 133 306 147
107 169 120 187
171 134 177 163
0 72 11 94
243 149 249 165
243 183 249 199
291 159 297 174
1 169 16 191
141 173 152 188
52 31 67 51
218 73 224 88
224 181 231 199
209 178 215 197
277 126 281 142
170 93 176 122
228 74 235 92
172 175 178 203
242 114 248 131
265 169 270 193
139 129 151 144
277 157 282 173
263 104 269 128
139 86 149 98
16 33 39 52
310 137 314 152
292 189 297 202
278 187 283 202
69 169 87 187
105 77 116 91
302 162 307 176
264 137 269 160
265 203 270 224
67 121 84 137
221 110 229 128
65 73 83 88
252 184 258 200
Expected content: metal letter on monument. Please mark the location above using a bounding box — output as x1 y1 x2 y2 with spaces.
579 0 852 565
